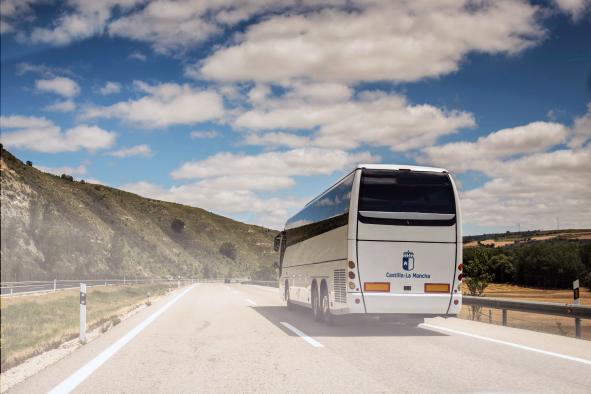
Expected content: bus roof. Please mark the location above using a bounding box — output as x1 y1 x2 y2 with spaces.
357 164 448 173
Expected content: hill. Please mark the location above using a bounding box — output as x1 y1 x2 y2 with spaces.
0 147 278 281
463 229 591 248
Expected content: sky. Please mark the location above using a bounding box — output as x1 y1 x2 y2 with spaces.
1 0 590 234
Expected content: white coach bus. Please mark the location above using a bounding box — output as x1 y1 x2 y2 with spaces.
274 164 463 324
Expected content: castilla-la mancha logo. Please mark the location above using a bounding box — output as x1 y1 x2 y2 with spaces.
402 251 415 271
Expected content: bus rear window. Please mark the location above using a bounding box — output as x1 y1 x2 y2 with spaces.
359 170 455 214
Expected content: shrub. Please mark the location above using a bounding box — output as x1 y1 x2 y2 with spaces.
219 242 237 260
581 272 591 289
26 161 33 166
171 218 185 233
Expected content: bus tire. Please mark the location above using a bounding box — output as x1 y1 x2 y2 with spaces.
285 281 294 310
312 282 323 322
320 282 333 326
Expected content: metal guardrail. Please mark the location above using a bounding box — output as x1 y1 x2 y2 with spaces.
463 295 590 338
0 277 234 297
241 280 279 288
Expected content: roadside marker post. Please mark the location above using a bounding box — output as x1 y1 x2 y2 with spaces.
573 279 581 338
573 279 580 305
80 283 87 343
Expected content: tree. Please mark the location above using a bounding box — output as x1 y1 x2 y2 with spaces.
489 254 514 283
464 248 494 321
171 218 185 233
219 242 237 260
464 248 494 296
26 160 33 166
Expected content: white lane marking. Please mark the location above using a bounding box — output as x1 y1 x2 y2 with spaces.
49 286 195 394
280 322 324 348
420 323 591 366
244 298 257 306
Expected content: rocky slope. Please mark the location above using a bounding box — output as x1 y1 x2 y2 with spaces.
0 148 278 281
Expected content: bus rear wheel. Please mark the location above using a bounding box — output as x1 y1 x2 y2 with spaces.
321 285 333 325
285 282 294 310
312 283 323 322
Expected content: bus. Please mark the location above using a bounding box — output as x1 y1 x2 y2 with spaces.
273 164 463 324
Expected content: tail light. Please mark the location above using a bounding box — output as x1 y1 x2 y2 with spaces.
458 264 463 271
349 271 355 279
348 260 356 269
364 282 390 292
458 274 463 281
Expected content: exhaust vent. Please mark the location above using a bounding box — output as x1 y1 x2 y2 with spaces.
333 269 347 303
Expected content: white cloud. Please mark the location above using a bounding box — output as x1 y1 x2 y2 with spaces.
200 1 544 83
569 103 591 148
244 132 310 148
171 147 378 180
108 0 296 54
83 81 223 128
108 144 152 157
99 81 121 95
44 100 76 112
16 62 76 78
554 0 590 21
120 180 306 229
37 162 88 176
421 121 569 172
190 130 219 139
128 50 147 61
35 76 80 97
0 115 53 129
235 85 475 151
0 0 40 34
460 147 591 229
1 115 116 153
27 0 142 45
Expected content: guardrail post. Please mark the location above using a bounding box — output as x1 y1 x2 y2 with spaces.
502 309 507 326
10 287 13 296
575 318 581 339
123 276 126 285
54 278 57 292
80 283 87 343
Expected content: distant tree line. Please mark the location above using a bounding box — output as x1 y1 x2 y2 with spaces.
464 240 591 291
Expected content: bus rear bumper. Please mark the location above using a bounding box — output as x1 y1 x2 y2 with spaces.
347 292 462 315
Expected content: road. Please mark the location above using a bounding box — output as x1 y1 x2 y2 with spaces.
9 283 591 393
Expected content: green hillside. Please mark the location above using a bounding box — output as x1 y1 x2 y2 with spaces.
0 148 278 281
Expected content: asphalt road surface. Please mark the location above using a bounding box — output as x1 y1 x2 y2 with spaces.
9 284 591 393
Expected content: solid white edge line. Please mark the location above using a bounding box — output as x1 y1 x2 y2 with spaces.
280 322 324 348
48 286 195 394
244 298 257 306
419 323 591 366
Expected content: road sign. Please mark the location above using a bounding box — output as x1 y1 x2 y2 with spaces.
80 283 87 342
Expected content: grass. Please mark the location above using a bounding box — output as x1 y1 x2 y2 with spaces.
0 284 170 371
460 283 591 340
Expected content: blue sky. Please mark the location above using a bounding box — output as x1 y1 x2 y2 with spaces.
1 0 590 233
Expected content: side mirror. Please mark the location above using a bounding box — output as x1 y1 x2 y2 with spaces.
273 234 281 252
